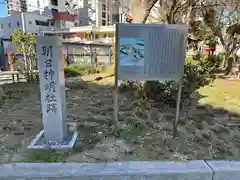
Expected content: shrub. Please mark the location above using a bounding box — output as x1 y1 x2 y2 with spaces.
199 55 221 73
30 71 39 83
98 63 108 72
185 57 194 64
120 55 221 107
64 63 92 77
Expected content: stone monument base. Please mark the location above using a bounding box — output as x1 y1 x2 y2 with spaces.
27 130 78 149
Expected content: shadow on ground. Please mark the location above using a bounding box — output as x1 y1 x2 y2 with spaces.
1 76 240 162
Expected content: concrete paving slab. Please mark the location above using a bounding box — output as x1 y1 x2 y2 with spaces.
206 160 240 180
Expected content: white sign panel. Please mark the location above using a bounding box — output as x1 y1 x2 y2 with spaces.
36 36 67 143
116 24 188 81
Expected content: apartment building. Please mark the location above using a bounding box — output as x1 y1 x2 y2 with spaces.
6 0 26 15
2 0 76 38
6 0 65 14
6 0 120 27
66 0 119 26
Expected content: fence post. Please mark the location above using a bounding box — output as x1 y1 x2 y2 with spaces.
109 47 112 65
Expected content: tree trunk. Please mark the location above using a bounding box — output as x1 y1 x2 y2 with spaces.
225 53 232 74
28 49 34 81
0 86 4 101
92 55 98 73
218 36 228 69
222 43 237 75
129 0 158 23
9 63 14 71
129 0 160 99
7 52 15 71
22 44 30 82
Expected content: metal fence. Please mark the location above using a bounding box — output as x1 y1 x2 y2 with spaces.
63 41 112 65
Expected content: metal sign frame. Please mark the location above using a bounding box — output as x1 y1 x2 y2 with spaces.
113 23 188 137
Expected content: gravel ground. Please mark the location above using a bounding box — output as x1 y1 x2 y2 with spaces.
1 77 240 162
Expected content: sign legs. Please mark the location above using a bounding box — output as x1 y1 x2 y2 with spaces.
113 23 120 135
173 78 183 137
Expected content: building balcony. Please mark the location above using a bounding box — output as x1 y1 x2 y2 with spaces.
52 11 75 22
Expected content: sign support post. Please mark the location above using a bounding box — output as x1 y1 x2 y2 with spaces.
113 23 120 134
173 78 183 137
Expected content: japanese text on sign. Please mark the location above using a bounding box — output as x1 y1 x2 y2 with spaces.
41 45 57 114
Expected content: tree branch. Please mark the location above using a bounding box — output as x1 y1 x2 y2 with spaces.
142 0 159 23
173 1 188 14
236 45 240 51
166 0 177 23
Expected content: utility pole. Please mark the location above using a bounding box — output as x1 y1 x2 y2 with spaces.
118 0 126 23
21 13 27 35
21 12 30 81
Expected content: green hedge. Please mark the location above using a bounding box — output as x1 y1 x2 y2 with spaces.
64 63 92 77
119 55 221 107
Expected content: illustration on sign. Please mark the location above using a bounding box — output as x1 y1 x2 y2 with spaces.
41 45 57 114
120 38 144 67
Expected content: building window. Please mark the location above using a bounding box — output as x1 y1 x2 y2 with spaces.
29 21 32 24
79 20 82 25
102 4 106 11
95 34 99 39
35 20 48 26
20 0 27 12
16 21 20 27
102 12 106 18
102 19 106 25
8 23 11 28
37 0 40 8
51 0 58 6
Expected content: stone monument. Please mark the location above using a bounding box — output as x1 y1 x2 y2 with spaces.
28 36 77 149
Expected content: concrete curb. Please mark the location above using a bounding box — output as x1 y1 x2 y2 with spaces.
0 160 238 179
206 161 240 180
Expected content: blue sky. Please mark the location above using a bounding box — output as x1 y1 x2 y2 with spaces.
0 1 6 18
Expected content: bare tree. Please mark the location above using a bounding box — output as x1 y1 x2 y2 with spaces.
128 0 240 67
201 1 240 70
129 0 206 24
128 0 239 26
